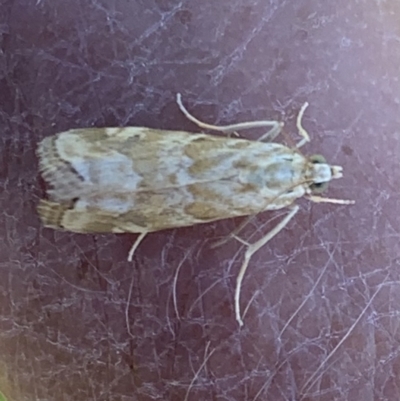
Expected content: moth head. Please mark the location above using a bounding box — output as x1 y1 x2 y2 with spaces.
308 154 343 194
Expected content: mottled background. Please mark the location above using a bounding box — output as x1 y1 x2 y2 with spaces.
1 0 400 400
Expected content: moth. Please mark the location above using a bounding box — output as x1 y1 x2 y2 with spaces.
37 94 353 326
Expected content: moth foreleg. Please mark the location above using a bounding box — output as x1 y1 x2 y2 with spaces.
233 205 299 327
307 195 355 205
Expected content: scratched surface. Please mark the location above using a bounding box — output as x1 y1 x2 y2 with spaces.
1 1 400 400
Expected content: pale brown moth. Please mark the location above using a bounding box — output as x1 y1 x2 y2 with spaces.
37 94 354 326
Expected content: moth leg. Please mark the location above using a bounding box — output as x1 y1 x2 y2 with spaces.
211 214 257 249
295 102 311 148
211 189 292 249
257 122 284 142
177 93 283 135
127 231 148 262
233 205 299 327
307 195 355 205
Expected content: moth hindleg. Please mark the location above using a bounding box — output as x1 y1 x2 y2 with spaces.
257 122 284 142
127 231 148 262
176 93 283 136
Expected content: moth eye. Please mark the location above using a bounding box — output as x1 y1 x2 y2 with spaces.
309 154 326 164
310 181 329 193
309 154 329 193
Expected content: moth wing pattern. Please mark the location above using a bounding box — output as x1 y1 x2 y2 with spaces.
37 199 149 234
37 127 310 233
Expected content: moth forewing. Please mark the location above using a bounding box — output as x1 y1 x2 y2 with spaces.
36 95 353 326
